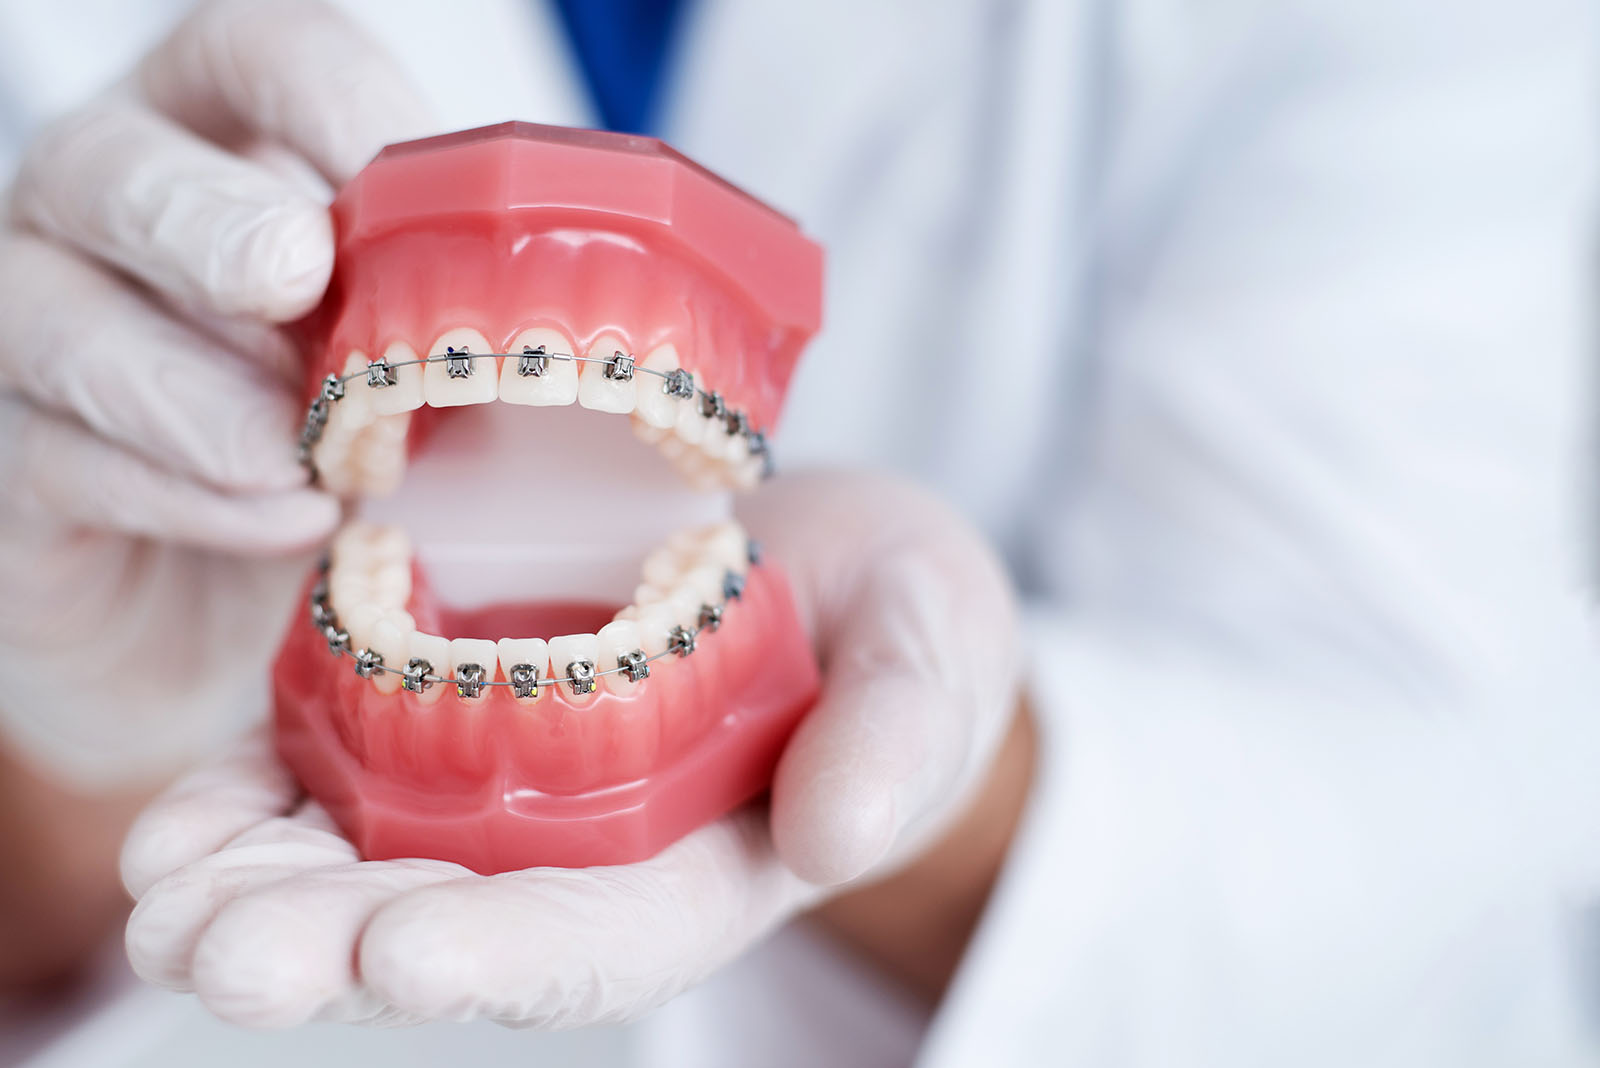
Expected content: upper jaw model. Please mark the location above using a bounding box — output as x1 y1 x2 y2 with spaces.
273 122 824 874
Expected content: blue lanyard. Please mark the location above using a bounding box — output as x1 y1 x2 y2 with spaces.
549 0 692 135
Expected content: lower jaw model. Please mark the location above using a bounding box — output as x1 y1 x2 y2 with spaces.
273 123 824 873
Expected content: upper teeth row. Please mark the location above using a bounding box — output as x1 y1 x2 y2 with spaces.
297 341 772 487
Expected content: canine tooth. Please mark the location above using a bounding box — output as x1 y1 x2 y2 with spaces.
424 328 498 408
634 344 682 429
596 620 645 695
449 638 498 701
496 637 550 702
370 342 425 415
548 633 600 702
338 352 374 427
370 610 415 695
578 333 637 414
406 632 450 704
500 327 579 406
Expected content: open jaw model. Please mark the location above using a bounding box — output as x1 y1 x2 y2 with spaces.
272 122 824 874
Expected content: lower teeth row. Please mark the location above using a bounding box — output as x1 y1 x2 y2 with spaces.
308 539 761 698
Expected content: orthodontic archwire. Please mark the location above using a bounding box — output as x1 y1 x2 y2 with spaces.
308 539 764 698
297 346 774 479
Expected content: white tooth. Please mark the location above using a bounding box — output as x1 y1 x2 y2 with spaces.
675 450 723 493
424 328 498 408
641 546 688 589
634 344 682 429
596 620 644 695
673 395 707 444
370 610 416 695
732 455 764 490
406 632 450 705
699 421 732 461
578 333 638 414
548 633 600 703
634 603 677 657
366 525 413 566
682 565 725 609
633 582 669 608
370 342 425 415
449 638 499 701
496 637 550 702
371 562 411 608
344 603 384 651
338 351 374 428
331 520 378 566
702 522 751 575
666 587 702 629
726 431 750 465
631 415 670 444
347 412 411 496
500 327 579 406
329 572 372 611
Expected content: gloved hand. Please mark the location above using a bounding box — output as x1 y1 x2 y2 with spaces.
120 471 1022 1028
0 0 433 785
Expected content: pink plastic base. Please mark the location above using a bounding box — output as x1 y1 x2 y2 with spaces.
273 563 819 873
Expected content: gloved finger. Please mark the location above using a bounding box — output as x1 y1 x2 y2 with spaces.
745 472 1021 886
190 860 467 1028
10 102 333 322
121 728 298 898
357 810 817 1029
138 0 435 186
125 808 358 991
0 234 309 492
0 397 337 552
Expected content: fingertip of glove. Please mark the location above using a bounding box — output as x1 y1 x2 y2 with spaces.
772 775 896 887
231 201 333 322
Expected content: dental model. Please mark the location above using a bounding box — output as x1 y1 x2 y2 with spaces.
272 122 823 873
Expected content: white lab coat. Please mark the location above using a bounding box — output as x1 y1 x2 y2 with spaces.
3 1 1599 1065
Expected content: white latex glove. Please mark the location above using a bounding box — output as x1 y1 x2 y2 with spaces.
120 472 1022 1028
0 0 434 785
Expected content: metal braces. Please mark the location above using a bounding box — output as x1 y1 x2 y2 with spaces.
308 538 762 698
298 348 774 479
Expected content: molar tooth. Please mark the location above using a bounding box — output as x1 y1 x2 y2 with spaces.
634 344 682 429
370 610 416 695
500 327 579 406
366 525 413 567
631 415 670 444
702 522 752 575
634 604 677 657
699 420 732 461
665 587 702 630
641 546 688 589
370 562 411 608
344 604 383 652
424 328 498 408
578 333 638 414
369 342 425 415
406 632 450 704
596 620 645 695
449 638 498 701
496 637 550 703
331 520 379 566
682 565 725 608
548 633 600 703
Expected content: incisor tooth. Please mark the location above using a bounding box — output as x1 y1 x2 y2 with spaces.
548 633 600 703
634 344 682 429
578 333 637 414
496 637 550 702
424 328 498 408
370 341 425 415
500 327 579 406
449 638 498 701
